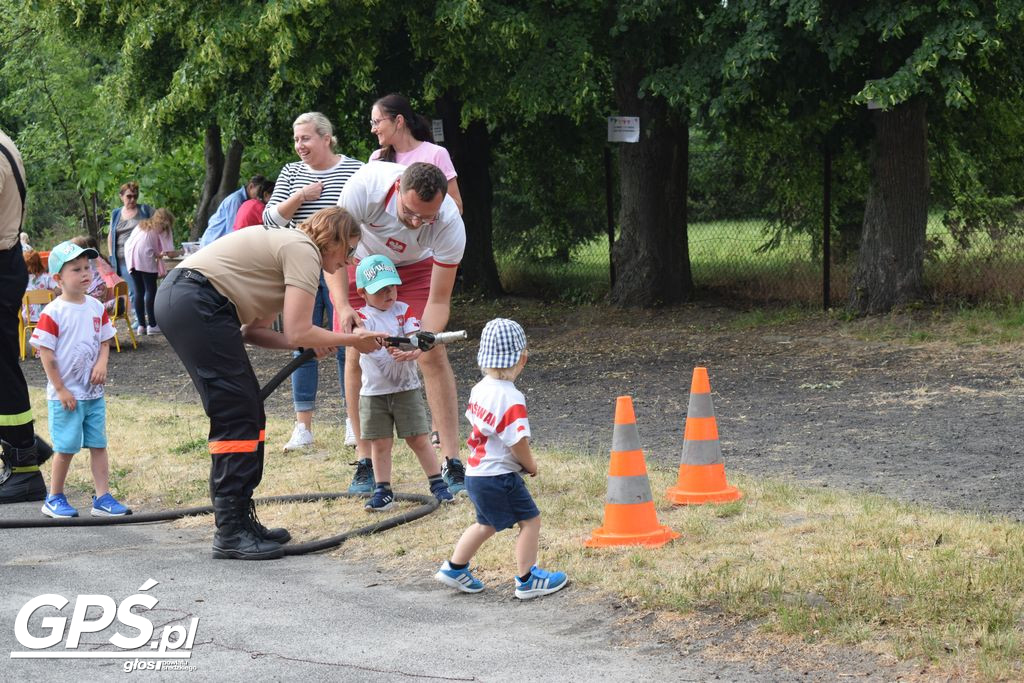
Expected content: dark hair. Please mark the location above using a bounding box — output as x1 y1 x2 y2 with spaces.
247 174 268 188
70 234 100 251
374 93 434 163
259 178 276 197
401 162 448 202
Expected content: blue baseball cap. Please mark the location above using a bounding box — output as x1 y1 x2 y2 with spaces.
49 240 98 276
355 254 402 294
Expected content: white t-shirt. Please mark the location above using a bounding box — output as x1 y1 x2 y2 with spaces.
464 376 531 476
338 161 465 267
29 296 115 401
357 300 422 396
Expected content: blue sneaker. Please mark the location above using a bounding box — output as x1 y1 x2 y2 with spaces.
441 458 466 496
430 478 455 504
364 487 394 512
348 459 376 494
41 493 78 518
434 561 484 593
91 492 132 517
514 566 568 600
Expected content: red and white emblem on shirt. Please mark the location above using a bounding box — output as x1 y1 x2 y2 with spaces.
93 317 101 333
386 238 407 253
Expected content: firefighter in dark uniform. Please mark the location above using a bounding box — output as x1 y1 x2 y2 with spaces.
155 207 382 560
0 128 54 505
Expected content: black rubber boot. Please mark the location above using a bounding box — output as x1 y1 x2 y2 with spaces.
211 496 284 560
247 499 291 544
0 438 48 504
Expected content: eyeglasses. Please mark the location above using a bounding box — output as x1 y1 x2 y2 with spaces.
123 194 138 199
369 116 393 129
400 204 439 227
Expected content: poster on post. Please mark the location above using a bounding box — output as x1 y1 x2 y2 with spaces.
607 116 640 143
432 119 445 143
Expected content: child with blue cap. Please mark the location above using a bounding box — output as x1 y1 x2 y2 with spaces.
434 318 568 599
348 254 454 510
30 240 131 518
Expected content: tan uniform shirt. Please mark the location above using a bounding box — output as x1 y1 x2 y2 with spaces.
179 226 321 324
0 129 26 251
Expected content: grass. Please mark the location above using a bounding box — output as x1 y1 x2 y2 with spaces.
27 386 1024 681
495 214 1024 305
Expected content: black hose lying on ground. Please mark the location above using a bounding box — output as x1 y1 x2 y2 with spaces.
0 348 441 555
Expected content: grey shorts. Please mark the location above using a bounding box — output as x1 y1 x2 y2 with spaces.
359 389 430 440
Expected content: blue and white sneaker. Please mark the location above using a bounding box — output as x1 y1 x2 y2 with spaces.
364 487 394 512
91 492 132 517
434 561 484 593
348 459 376 494
514 566 568 600
429 478 455 504
41 493 78 518
441 458 466 496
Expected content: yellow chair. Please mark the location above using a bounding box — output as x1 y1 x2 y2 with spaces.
19 289 54 360
109 280 137 352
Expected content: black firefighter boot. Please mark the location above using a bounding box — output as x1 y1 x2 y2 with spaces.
0 437 54 504
211 496 284 560
247 499 291 544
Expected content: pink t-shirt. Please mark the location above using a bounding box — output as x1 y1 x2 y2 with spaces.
369 142 457 181
124 227 174 276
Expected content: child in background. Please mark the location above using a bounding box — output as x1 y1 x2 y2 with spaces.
435 318 568 600
69 235 108 304
347 254 454 510
30 240 131 518
23 249 58 323
233 178 275 231
124 207 176 335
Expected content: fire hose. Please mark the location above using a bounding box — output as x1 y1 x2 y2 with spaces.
0 331 473 554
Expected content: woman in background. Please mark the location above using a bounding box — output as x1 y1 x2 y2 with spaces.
107 182 153 316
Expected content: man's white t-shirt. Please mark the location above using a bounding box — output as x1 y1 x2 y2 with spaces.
29 297 115 401
338 161 465 267
357 301 422 396
465 376 531 476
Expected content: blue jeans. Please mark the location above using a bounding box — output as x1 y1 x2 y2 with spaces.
115 255 138 318
291 274 344 412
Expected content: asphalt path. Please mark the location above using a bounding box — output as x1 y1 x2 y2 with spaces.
2 500 779 682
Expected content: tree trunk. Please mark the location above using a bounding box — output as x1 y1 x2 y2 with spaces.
436 91 503 295
191 125 225 240
610 71 691 306
215 138 244 206
849 98 929 314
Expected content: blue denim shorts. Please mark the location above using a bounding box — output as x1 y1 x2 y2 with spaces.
48 397 107 454
465 472 540 531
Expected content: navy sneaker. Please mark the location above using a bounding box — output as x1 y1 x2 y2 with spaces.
348 459 376 494
441 458 466 496
91 492 132 517
364 487 394 512
434 561 484 593
430 478 455 504
41 493 78 518
514 566 568 600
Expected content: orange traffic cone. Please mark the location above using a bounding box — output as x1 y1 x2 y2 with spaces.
584 396 680 548
666 367 742 505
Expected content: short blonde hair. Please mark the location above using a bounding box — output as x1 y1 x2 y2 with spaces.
293 112 338 148
298 206 361 253
119 181 139 196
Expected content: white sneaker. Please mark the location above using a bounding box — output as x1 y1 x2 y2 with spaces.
283 422 314 452
135 326 145 336
147 325 161 335
344 417 357 447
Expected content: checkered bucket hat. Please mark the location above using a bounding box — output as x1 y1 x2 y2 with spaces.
477 318 527 369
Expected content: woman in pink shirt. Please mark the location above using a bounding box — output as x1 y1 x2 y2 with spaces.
368 93 463 214
124 208 177 335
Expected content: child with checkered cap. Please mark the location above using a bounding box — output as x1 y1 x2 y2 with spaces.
434 318 568 599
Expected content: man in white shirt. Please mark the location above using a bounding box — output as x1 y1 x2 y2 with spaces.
328 161 467 493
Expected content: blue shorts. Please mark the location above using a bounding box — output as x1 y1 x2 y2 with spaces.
48 398 107 454
465 472 540 531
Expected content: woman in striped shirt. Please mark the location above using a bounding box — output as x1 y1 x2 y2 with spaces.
263 112 364 454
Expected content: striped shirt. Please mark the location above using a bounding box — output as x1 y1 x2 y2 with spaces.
263 155 364 228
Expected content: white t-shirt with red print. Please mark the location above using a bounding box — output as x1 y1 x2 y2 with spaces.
464 376 532 476
357 300 422 396
29 296 115 401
